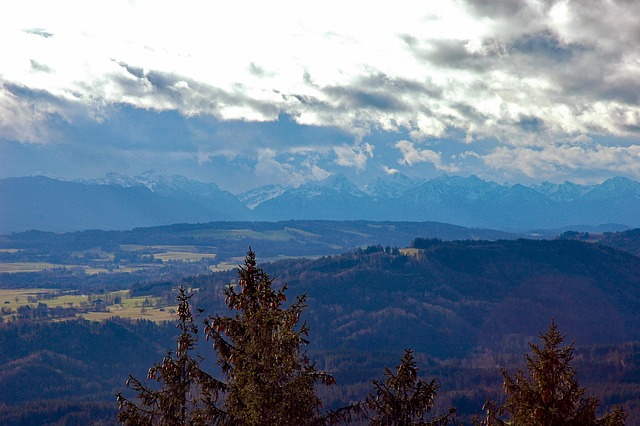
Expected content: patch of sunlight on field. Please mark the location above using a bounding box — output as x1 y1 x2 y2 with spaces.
84 267 112 275
82 305 178 322
44 294 89 308
118 244 147 251
0 263 152 274
151 245 212 251
120 244 216 252
0 289 55 305
209 257 245 272
69 247 113 260
1 288 176 323
0 262 60 273
283 227 321 238
155 252 217 262
400 248 422 257
177 228 294 241
116 244 217 262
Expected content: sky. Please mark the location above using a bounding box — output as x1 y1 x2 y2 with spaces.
1 0 639 193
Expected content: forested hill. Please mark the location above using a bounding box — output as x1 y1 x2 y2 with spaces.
599 228 640 256
195 238 640 359
2 237 640 423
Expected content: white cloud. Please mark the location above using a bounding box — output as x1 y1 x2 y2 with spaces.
254 148 329 186
383 165 399 175
333 142 374 169
195 149 239 165
480 143 640 180
2 0 640 185
395 140 459 172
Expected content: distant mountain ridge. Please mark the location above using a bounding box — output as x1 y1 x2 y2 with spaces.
0 174 251 233
248 173 640 229
1 172 640 233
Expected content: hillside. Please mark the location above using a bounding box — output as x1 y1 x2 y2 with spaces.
194 238 640 358
0 220 519 266
600 228 640 256
2 237 640 423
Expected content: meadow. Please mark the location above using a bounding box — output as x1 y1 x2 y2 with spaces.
0 288 177 323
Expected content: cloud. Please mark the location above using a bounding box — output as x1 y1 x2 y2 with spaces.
5 0 639 146
29 60 53 73
254 148 330 187
479 143 640 181
23 28 54 38
0 83 70 143
195 148 239 165
3 0 640 187
395 140 459 172
333 142 374 169
383 165 399 175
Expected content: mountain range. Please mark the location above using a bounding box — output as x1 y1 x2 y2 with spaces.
2 171 640 233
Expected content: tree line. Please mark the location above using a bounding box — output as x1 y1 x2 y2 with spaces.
118 249 626 425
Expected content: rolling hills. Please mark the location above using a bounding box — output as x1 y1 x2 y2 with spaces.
2 233 640 423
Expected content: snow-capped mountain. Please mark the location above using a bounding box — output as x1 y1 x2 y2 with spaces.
237 184 288 210
251 174 373 220
579 177 640 202
86 170 248 216
533 181 594 202
87 172 145 188
248 174 640 228
363 173 424 199
294 174 367 199
3 173 640 233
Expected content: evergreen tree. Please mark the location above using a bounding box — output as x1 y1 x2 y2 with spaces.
365 348 456 425
203 248 335 425
116 287 226 425
481 320 626 426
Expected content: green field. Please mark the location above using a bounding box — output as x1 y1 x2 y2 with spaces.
0 263 154 274
0 289 177 323
0 243 221 273
0 289 54 305
82 305 177 322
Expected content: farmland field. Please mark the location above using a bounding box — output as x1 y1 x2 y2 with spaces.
82 305 177 322
0 262 62 273
0 288 176 323
0 288 54 305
